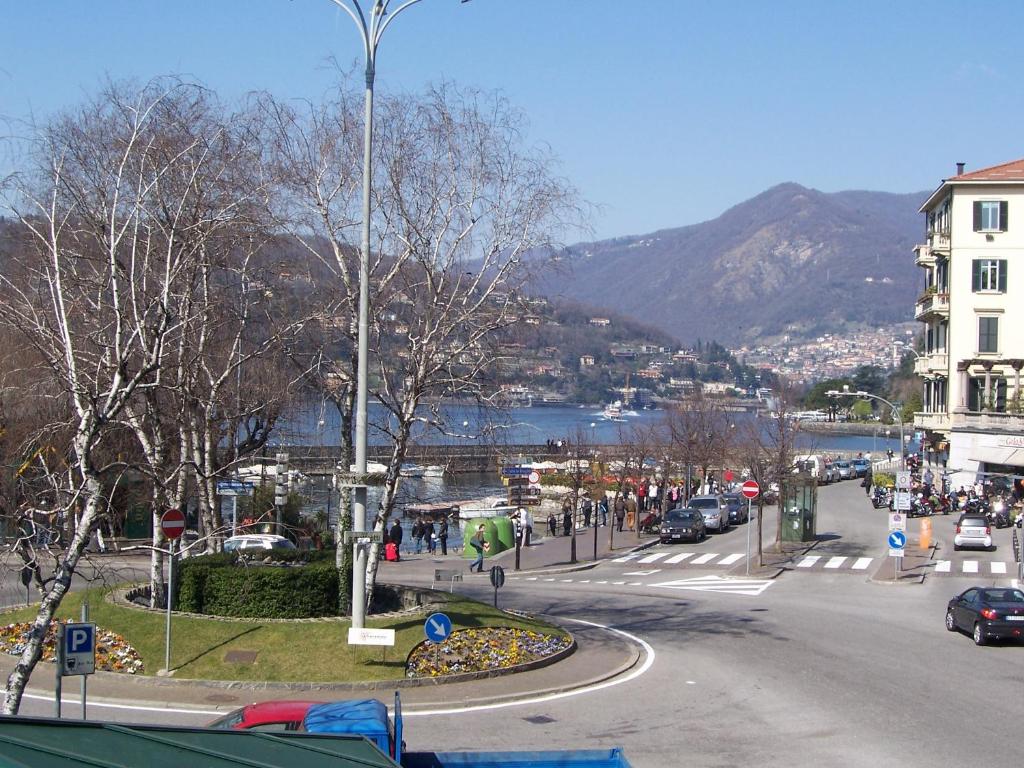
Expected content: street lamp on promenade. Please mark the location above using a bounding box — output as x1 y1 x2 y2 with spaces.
826 387 905 470
329 0 467 629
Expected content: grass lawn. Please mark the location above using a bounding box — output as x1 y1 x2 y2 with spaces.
0 589 568 682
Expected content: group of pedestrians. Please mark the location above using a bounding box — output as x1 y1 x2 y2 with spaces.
383 514 450 562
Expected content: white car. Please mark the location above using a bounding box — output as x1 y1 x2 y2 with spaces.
223 534 297 553
953 514 992 551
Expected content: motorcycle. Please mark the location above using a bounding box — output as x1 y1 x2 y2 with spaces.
990 497 1012 528
871 486 892 509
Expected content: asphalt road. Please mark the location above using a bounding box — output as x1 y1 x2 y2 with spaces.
11 481 1024 767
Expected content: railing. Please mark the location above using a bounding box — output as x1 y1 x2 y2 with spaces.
928 231 950 251
914 412 950 431
914 353 949 376
951 411 1024 430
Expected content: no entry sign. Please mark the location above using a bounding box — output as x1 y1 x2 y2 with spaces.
741 480 760 499
160 508 186 540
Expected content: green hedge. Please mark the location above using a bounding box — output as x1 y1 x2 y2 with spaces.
176 553 339 618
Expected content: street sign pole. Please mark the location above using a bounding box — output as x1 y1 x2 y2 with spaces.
165 538 174 674
54 623 62 718
80 603 88 720
746 498 752 576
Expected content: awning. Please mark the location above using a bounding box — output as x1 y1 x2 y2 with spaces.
969 445 1024 468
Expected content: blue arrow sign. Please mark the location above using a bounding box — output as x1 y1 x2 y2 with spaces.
888 530 907 549
501 466 532 477
424 612 453 644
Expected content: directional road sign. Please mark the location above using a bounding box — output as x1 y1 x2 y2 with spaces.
215 480 254 497
342 530 385 544
60 622 96 676
424 612 453 644
888 530 906 558
501 466 532 477
159 509 186 540
741 480 760 499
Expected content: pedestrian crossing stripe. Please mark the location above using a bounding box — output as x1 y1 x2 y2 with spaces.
932 559 1015 575
613 551 878 572
796 556 820 568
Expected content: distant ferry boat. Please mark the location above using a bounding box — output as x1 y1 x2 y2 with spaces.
791 410 830 422
602 401 626 421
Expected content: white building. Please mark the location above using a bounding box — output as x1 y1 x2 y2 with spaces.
914 159 1024 487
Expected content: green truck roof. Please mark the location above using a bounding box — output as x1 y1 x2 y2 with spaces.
0 716 400 768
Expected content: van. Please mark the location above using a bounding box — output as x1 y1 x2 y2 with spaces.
792 455 829 484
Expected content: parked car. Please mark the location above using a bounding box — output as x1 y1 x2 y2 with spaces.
208 700 319 731
946 587 1024 645
223 534 297 553
851 458 871 477
721 493 748 525
953 514 993 551
834 460 855 480
822 462 842 484
659 509 707 543
687 495 730 532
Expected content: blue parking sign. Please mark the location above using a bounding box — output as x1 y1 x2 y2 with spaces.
61 622 96 676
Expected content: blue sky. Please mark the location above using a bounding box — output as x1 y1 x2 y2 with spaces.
3 1 1024 241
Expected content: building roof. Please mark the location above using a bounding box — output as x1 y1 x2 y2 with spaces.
0 716 399 768
921 157 1024 211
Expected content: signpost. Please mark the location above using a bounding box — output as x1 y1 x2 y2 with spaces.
424 612 453 643
343 530 385 544
159 509 184 675
501 466 532 478
888 529 906 580
741 481 759 576
216 480 254 536
55 608 95 719
489 565 506 608
888 512 906 531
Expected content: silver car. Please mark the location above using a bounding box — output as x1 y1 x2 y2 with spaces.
834 460 855 480
687 495 730 533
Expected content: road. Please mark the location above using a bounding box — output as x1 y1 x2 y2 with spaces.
11 481 1024 767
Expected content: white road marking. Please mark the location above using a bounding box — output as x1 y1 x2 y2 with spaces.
824 556 847 570
578 579 591 583
595 580 608 584
796 556 820 568
649 575 775 596
934 560 951 573
638 552 669 564
690 553 719 565
526 577 538 581
717 553 744 566
612 581 626 585
963 560 979 574
611 553 641 563
664 552 695 564
22 693 221 716
628 582 642 586
560 578 574 582
404 618 655 716
543 578 556 582
991 562 1008 574
852 558 873 571
623 569 662 576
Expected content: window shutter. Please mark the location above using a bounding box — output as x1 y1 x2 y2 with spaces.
1000 201 1009 231
973 201 982 231
972 259 981 291
999 260 1008 292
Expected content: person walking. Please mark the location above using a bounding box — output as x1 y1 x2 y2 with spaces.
562 497 573 536
614 496 626 532
388 518 404 561
437 516 449 556
598 496 609 526
547 511 557 537
582 496 593 528
625 492 638 531
469 524 486 573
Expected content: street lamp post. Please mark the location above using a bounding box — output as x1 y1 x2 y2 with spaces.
328 0 467 629
826 388 905 470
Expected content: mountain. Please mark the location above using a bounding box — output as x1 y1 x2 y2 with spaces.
539 183 929 346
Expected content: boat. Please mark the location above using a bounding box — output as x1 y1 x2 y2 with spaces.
399 463 425 478
601 401 626 421
421 465 446 478
456 496 517 519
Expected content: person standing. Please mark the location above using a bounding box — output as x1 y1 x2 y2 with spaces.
547 511 557 537
598 496 609 527
562 497 573 536
423 517 436 555
648 480 660 512
614 496 626 532
437 516 449 556
388 518 404 560
582 496 593 528
412 516 424 555
637 480 647 512
625 492 638 531
469 524 486 573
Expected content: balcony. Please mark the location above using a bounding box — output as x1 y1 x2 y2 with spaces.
914 244 935 267
914 292 950 321
914 353 949 376
928 231 950 254
950 410 1024 432
915 412 950 432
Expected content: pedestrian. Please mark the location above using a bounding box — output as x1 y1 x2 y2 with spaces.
562 497 573 536
469 524 486 573
547 511 557 537
598 496 609 527
388 518 404 560
412 515 424 554
423 517 436 554
862 467 872 495
614 496 626 532
582 496 593 528
648 479 660 512
522 508 533 546
437 516 449 556
637 480 647 512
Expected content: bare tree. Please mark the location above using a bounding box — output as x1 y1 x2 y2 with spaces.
0 79 213 712
664 393 732 499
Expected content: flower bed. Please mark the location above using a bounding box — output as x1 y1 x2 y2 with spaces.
406 627 570 678
0 623 144 674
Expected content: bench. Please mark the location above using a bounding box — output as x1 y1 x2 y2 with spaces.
432 569 463 592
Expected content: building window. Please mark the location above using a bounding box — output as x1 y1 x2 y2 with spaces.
972 259 1007 292
973 200 1008 232
978 316 999 354
968 376 1006 412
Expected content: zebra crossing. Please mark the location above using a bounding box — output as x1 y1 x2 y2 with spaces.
931 559 1016 576
611 550 875 573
